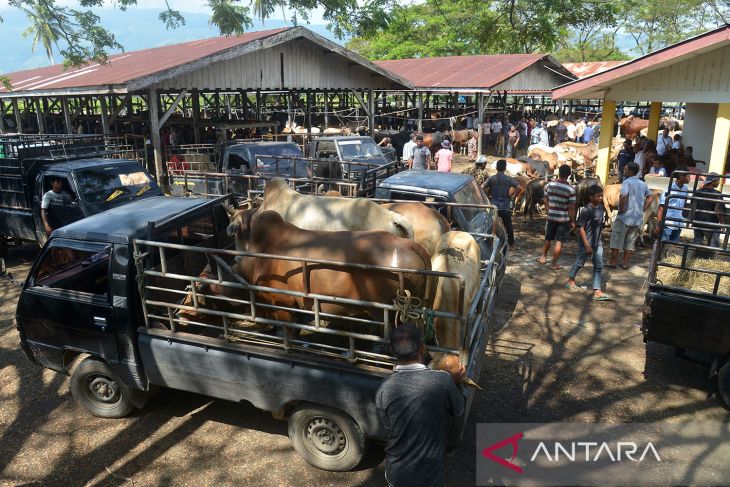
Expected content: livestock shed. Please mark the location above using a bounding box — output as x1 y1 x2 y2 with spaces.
0 26 413 179
553 25 730 182
374 54 576 152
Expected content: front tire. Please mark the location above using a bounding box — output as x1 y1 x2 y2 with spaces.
70 358 135 418
288 404 365 471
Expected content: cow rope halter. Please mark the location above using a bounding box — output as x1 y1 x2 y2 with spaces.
393 289 436 345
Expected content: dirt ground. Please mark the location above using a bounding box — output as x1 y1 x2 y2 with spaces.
1 180 729 486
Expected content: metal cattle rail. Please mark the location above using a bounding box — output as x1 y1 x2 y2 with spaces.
132 231 500 370
648 171 730 299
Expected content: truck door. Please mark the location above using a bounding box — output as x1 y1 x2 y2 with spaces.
17 239 118 361
34 174 85 244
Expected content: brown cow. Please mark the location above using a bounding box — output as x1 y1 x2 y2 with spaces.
381 202 450 257
619 116 649 140
527 146 560 172
227 209 432 323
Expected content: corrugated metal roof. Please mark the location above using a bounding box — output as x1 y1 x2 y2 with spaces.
563 61 626 79
553 25 730 100
0 26 413 96
375 54 561 89
1 28 286 94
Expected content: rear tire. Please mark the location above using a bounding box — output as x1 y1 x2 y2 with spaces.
288 404 365 471
70 357 135 418
717 361 730 411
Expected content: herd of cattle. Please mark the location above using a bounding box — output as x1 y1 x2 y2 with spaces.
178 178 484 375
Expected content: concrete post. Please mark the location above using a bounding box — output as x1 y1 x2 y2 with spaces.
709 103 730 174
595 99 616 184
477 93 484 155
647 101 662 142
13 99 22 133
62 97 73 134
100 96 110 135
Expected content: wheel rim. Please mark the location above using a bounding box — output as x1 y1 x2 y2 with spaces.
87 375 120 404
303 416 347 458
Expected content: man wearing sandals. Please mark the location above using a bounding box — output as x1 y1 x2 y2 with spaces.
567 185 611 301
607 162 653 269
537 164 576 269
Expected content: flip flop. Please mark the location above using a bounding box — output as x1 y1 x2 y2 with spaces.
551 265 565 270
593 295 615 301
621 265 630 270
565 283 586 291
605 264 617 269
535 258 547 265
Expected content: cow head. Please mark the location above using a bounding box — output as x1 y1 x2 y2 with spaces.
227 208 258 252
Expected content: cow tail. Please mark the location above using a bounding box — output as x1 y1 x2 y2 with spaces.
391 213 415 240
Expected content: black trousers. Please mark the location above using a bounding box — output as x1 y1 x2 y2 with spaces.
498 209 515 246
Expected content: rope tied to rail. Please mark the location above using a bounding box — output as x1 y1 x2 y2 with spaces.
393 289 437 345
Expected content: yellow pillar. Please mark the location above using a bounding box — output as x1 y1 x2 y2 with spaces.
647 101 662 142
709 103 730 174
596 99 616 184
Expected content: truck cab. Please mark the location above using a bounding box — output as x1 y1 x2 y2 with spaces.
309 136 392 175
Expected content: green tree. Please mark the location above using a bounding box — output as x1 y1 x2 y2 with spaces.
19 1 67 64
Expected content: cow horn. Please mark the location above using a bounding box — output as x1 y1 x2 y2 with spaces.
221 202 236 216
242 200 254 210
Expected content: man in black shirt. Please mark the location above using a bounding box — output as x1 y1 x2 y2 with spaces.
376 323 465 487
692 173 726 248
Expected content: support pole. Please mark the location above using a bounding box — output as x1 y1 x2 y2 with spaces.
323 90 329 127
100 96 110 135
35 98 45 134
0 100 5 134
13 99 22 133
595 99 616 184
148 89 164 184
477 93 484 155
709 103 730 174
192 89 201 144
62 97 73 134
417 93 423 132
368 89 375 135
647 101 662 142
255 90 262 121
306 90 312 140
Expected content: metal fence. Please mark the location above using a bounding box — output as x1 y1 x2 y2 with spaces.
648 171 730 298
132 209 501 370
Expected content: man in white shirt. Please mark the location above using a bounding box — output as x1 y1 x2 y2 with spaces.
402 133 417 164
656 128 673 156
481 121 491 153
490 119 502 149
566 120 577 141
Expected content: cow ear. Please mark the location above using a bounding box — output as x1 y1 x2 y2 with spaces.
226 221 241 237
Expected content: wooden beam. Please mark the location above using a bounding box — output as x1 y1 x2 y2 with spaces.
35 98 45 134
595 99 616 184
107 94 131 127
417 93 424 132
12 99 22 133
368 89 375 134
100 96 110 135
148 89 164 185
709 103 730 174
192 89 201 144
647 101 662 142
477 93 484 155
323 90 329 127
62 97 73 134
349 89 369 116
158 89 188 128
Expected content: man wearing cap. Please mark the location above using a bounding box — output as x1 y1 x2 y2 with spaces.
692 173 725 248
582 121 594 144
656 171 690 243
435 140 453 172
463 156 489 185
408 135 431 170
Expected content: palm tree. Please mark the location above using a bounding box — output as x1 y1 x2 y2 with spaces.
21 2 64 64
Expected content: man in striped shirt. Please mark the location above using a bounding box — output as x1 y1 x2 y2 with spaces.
537 165 576 269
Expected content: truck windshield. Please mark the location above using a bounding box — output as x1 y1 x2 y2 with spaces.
337 139 383 160
75 163 161 213
454 180 489 233
249 144 302 159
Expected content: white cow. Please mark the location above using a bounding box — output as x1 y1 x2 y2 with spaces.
260 178 414 239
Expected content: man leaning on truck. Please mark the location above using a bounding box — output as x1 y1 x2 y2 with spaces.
41 177 72 235
376 323 465 487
